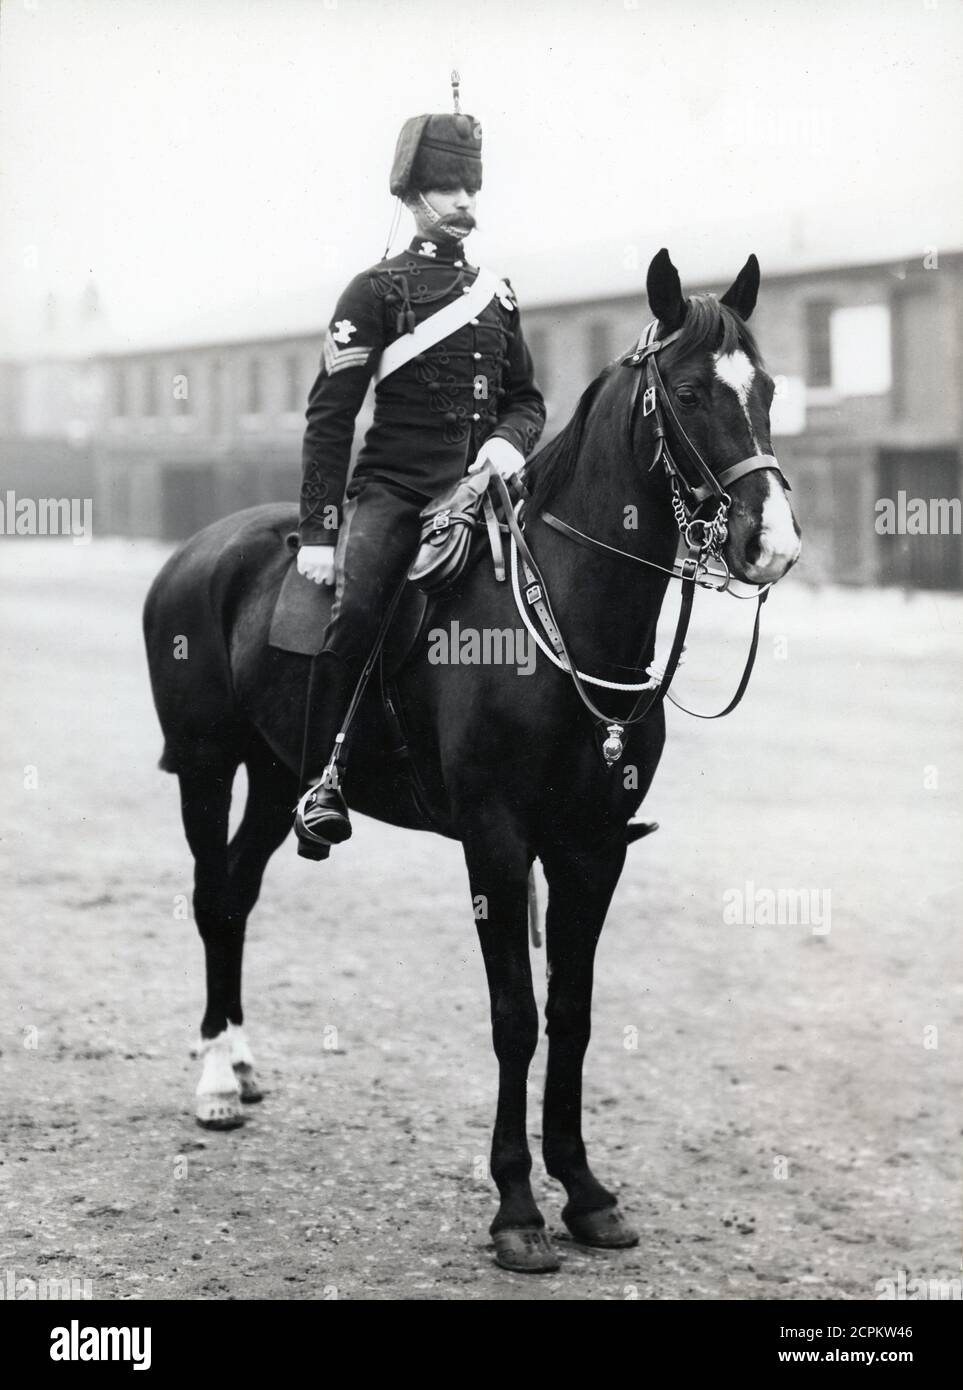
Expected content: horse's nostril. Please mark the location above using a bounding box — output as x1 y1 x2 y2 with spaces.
744 532 763 566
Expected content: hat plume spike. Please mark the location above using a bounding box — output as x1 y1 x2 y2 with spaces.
451 69 461 114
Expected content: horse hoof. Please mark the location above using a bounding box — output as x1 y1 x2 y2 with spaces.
492 1227 560 1274
233 1064 263 1104
563 1204 639 1248
196 1092 244 1129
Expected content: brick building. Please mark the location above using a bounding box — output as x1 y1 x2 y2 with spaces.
1 248 961 587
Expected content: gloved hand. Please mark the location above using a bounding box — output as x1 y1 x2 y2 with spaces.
468 435 526 481
297 545 336 586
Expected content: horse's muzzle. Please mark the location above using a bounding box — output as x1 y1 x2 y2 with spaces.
726 470 801 585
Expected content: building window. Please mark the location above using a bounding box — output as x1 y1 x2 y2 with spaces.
114 365 127 417
143 363 159 417
587 320 612 376
805 300 833 387
284 353 302 414
829 304 891 397
247 357 263 414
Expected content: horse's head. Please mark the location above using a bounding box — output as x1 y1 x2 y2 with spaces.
643 248 801 586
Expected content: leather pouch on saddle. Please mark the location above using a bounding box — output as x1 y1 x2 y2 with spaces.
408 467 509 596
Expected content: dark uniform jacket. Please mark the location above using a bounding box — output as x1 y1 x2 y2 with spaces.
299 234 546 546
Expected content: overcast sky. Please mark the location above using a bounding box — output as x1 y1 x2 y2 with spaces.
1 0 960 355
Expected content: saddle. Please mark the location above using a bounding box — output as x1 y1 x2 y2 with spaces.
267 468 515 660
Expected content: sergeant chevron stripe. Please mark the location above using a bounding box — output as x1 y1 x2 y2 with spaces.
323 333 373 376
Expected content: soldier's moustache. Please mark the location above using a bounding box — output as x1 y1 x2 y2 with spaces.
415 191 475 240
441 215 476 240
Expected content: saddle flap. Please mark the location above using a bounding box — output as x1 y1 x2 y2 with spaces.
268 549 333 655
268 537 429 673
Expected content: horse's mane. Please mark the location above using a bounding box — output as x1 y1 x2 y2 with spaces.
525 294 762 512
524 367 616 515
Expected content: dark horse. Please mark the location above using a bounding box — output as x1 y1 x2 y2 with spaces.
143 250 800 1274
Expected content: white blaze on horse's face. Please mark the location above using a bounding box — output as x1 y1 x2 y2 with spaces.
753 471 802 580
714 348 801 582
713 349 760 452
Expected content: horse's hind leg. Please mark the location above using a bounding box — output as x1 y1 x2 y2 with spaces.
177 753 243 1128
221 737 298 1104
179 738 296 1129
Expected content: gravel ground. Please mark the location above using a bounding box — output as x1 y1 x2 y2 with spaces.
1 539 960 1301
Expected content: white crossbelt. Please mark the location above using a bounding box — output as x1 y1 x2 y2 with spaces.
373 267 502 383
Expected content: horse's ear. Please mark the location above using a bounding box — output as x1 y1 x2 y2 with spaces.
720 254 760 321
646 248 686 332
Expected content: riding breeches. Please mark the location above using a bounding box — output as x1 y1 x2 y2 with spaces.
300 478 425 782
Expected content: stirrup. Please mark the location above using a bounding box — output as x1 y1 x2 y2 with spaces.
294 777 352 859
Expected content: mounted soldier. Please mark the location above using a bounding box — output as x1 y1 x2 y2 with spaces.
147 230 800 1265
293 77 546 858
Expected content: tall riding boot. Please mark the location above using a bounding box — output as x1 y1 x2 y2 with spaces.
294 650 361 860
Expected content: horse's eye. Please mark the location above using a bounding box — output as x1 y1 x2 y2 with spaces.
674 386 698 408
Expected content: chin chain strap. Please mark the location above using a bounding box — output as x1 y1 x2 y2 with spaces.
416 193 470 241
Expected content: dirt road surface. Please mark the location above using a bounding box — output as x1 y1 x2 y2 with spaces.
1 539 960 1301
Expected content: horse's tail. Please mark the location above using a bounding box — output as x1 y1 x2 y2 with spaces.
142 564 182 773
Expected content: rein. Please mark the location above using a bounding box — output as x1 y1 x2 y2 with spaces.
497 319 789 763
494 471 699 764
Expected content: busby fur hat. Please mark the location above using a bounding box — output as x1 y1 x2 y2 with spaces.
389 113 483 198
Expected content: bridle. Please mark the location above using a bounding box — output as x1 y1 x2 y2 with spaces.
499 318 795 764
621 318 792 577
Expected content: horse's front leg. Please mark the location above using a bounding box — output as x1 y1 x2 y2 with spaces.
540 839 639 1249
462 828 559 1274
